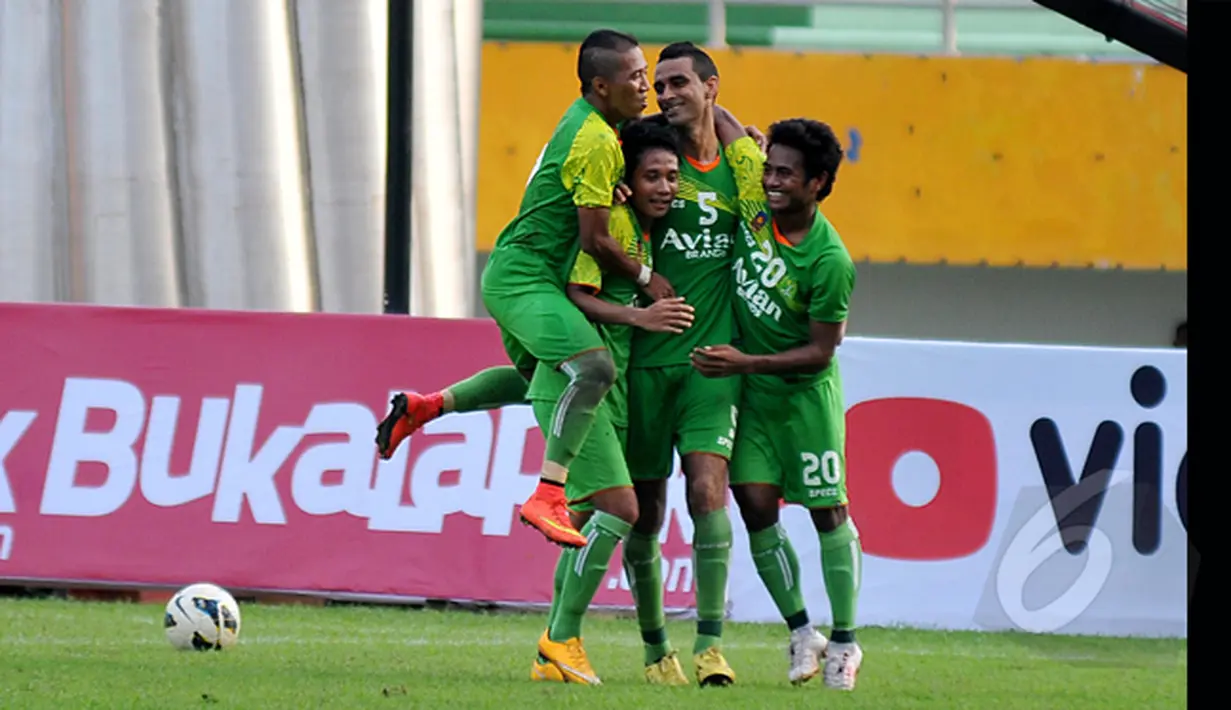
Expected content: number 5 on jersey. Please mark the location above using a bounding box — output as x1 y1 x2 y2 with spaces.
698 191 718 226
802 451 842 486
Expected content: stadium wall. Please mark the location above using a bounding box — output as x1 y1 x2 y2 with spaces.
477 43 1187 271
0 303 1189 638
475 44 1187 348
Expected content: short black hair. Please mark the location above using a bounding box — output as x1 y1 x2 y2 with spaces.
620 119 682 178
768 119 844 202
657 41 718 81
578 29 640 96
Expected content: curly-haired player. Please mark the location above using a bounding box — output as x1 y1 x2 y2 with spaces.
692 114 863 690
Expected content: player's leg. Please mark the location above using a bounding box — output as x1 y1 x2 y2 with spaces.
376 360 531 460
532 404 636 684
729 389 828 685
786 379 862 691
624 478 686 686
377 273 540 459
675 368 742 680
491 287 615 548
622 367 688 684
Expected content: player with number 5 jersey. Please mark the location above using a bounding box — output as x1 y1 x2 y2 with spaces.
621 42 744 689
690 109 865 691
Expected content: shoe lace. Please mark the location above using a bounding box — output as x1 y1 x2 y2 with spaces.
565 639 592 670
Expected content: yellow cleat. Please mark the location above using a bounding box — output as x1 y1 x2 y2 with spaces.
531 655 565 683
537 630 602 685
694 647 736 687
644 651 690 686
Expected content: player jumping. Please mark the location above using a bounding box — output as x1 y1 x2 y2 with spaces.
530 119 693 685
621 42 743 687
691 112 864 690
375 30 674 550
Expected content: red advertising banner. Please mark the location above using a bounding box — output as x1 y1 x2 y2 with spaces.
0 303 696 609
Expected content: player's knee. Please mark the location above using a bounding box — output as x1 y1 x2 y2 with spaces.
632 482 666 534
731 485 779 532
569 509 593 531
809 505 848 534
633 496 664 534
684 460 729 517
568 349 617 396
598 488 639 526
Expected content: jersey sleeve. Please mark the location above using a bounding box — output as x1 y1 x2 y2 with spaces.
561 117 623 209
568 204 640 292
808 249 856 323
569 252 603 292
724 136 767 224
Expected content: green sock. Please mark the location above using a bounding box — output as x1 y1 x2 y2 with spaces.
692 509 732 654
542 352 613 469
549 511 632 642
446 366 528 412
820 519 862 643
545 548 573 633
749 524 810 631
623 530 672 664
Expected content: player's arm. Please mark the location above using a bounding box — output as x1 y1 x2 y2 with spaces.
715 107 767 222
566 285 694 334
713 105 748 148
743 320 846 375
744 250 857 374
565 128 675 299
567 248 693 332
693 252 854 377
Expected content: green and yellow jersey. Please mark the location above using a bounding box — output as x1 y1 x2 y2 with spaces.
526 204 651 427
725 136 856 393
631 151 739 368
486 97 625 291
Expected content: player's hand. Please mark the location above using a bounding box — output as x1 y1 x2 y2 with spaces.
632 297 694 334
613 183 632 205
642 272 676 301
745 124 767 152
690 344 752 377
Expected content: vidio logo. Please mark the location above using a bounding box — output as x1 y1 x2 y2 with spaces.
994 365 1187 633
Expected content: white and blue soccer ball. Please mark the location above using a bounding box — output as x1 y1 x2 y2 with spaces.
163 582 242 651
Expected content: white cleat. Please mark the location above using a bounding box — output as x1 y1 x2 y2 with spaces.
788 626 829 685
823 641 863 691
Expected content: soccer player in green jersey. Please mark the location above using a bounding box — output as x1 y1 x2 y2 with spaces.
529 119 694 685
691 113 864 690
375 30 676 550
620 42 742 687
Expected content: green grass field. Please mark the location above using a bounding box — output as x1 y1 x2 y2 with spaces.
0 597 1185 709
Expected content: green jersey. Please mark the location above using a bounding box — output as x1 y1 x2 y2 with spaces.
725 137 856 393
526 204 650 427
487 97 625 290
631 151 739 368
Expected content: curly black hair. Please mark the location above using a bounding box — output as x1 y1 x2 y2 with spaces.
768 118 844 202
620 118 682 178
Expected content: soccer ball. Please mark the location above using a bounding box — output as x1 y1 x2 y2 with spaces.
163 583 242 651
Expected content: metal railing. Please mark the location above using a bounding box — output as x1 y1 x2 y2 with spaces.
535 0 1188 57
703 0 1019 55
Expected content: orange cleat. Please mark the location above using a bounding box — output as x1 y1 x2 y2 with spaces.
519 484 587 548
375 392 444 460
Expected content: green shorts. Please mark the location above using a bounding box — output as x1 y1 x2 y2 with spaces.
625 365 742 480
528 365 631 513
481 273 605 373
729 377 848 508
